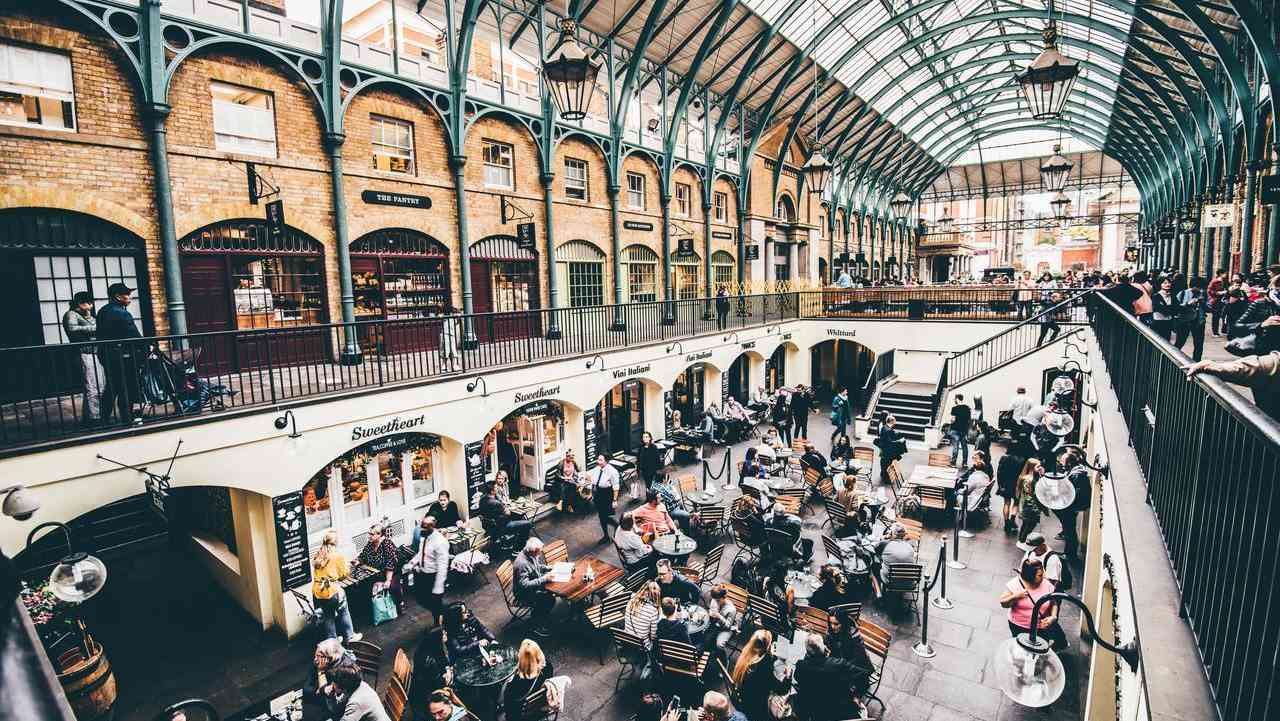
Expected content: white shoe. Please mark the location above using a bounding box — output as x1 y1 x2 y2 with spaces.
347 632 363 643
1015 542 1032 551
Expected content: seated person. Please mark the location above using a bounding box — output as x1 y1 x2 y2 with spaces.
512 538 557 637
426 688 470 721
409 627 452 711
800 443 829 476
614 513 656 570
834 474 861 513
793 634 863 721
303 638 353 719
655 559 701 605
478 482 533 547
731 494 767 543
329 660 391 721
731 631 792 721
655 596 693 645
826 611 875 696
739 447 762 480
808 565 848 611
705 584 740 649
831 435 854 464
699 408 722 443
425 490 464 528
749 387 771 411
873 523 916 584
724 397 750 422
442 602 495 660
550 450 584 512
493 469 514 504
633 489 688 536
624 581 662 647
501 640 560 721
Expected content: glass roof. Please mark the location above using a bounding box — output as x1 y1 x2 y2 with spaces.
741 0 1135 163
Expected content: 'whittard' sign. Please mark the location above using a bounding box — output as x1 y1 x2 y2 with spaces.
826 329 857 338
351 414 427 441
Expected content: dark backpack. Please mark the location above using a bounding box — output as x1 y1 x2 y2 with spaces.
1047 551 1073 591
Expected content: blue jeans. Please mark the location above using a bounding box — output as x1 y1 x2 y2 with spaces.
319 593 355 641
670 508 693 535
947 429 968 467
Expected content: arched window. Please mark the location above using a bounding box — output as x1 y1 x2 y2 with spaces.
711 250 735 290
774 194 796 222
556 240 606 307
673 250 702 299
623 244 658 302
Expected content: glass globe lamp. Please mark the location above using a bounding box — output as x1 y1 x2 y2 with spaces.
993 634 1067 707
49 551 108 603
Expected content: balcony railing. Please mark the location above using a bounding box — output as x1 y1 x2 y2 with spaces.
1091 295 1280 721
1 287 1084 453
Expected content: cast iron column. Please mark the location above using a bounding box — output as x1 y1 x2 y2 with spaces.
702 198 713 318
143 103 187 337
450 155 478 348
1240 163 1260 274
324 132 362 362
541 173 561 339
1218 179 1234 272
608 183 625 330
661 191 675 324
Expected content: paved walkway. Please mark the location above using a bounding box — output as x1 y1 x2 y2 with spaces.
103 411 1088 721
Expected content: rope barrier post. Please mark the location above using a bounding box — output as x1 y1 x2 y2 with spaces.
957 487 974 539
722 446 735 491
932 536 954 610
947 489 968 569
913 541 947 658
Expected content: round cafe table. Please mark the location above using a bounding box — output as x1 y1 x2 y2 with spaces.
652 532 697 561
786 570 819 606
684 604 711 636
454 643 518 719
684 490 722 507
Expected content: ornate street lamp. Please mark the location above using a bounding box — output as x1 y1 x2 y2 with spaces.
994 592 1139 707
1015 5 1080 120
542 20 601 121
27 522 108 603
1049 191 1071 220
802 150 833 195
1040 145 1073 191
890 191 913 220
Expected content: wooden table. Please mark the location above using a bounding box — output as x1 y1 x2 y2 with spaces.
904 464 958 491
545 556 624 603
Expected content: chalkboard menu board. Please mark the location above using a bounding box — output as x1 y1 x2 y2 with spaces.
272 492 311 590
721 369 729 406
664 391 674 435
584 406 599 461
464 441 486 511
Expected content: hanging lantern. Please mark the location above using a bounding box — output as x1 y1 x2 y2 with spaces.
1015 23 1080 120
1040 144 1073 191
890 191 913 220
802 150 833 195
1050 191 1071 220
542 20 601 121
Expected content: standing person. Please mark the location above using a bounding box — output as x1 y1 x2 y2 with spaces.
1036 291 1064 346
1015 458 1046 548
790 385 812 441
1129 271 1153 324
96 282 143 426
439 308 462 373
998 557 1066 651
589 454 620 542
636 432 662 492
412 516 449 625
62 291 104 426
1185 326 1280 421
996 448 1027 534
1150 277 1178 342
1175 277 1208 360
770 391 792 445
1207 269 1228 336
873 414 907 484
947 394 972 467
829 387 850 444
1223 275 1251 339
715 285 730 330
1008 387 1033 440
1016 271 1036 319
358 522 404 613
311 529 361 643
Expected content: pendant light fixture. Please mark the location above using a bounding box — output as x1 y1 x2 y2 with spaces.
801 0 832 195
543 19 601 121
1015 1 1080 120
890 191 913 220
1040 144 1073 192
1050 191 1071 220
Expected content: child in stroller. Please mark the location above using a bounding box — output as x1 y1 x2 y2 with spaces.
138 344 236 416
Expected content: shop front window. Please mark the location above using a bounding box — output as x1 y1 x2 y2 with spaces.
492 261 535 312
35 255 142 345
302 470 333 533
230 256 325 327
675 262 700 300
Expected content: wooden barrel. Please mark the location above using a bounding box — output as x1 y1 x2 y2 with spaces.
57 640 117 721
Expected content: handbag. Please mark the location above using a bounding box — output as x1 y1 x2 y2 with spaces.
370 587 399 626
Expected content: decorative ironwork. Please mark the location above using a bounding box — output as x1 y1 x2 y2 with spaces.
351 228 448 257
0 209 144 251
179 219 322 255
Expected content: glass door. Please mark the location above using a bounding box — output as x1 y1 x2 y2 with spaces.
518 415 540 492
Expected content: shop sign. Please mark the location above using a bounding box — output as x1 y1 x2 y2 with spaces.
663 391 674 435
265 199 286 243
745 244 760 260
676 238 695 256
685 350 712 363
612 363 651 380
145 474 170 522
720 369 729 405
514 385 561 406
583 407 599 462
516 399 558 417
464 441 486 511
1262 175 1279 205
351 414 427 442
1157 227 1176 241
781 333 791 341
624 220 655 231
516 222 537 250
1200 203 1235 229
740 341 756 350
711 231 734 240
361 190 431 209
826 328 857 338
272 491 311 590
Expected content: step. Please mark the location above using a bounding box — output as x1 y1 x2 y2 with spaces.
876 401 932 418
879 391 933 406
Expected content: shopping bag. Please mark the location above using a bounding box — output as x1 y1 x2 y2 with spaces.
370 589 399 626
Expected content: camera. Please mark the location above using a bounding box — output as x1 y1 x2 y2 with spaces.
2 485 40 521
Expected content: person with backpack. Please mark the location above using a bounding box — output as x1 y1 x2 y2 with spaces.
1021 532 1072 592
829 387 850 444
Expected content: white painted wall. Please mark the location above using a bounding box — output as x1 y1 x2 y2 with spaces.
892 349 951 384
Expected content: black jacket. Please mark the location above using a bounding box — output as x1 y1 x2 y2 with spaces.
1234 296 1280 336
793 656 861 721
637 443 662 480
737 655 790 721
502 661 553 721
656 617 692 645
426 501 462 527
790 391 812 419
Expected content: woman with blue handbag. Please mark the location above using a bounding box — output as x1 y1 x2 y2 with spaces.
359 522 404 621
311 530 362 643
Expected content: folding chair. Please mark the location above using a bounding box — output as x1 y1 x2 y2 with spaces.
391 648 412 694
520 684 559 721
856 617 892 696
542 539 569 566
496 559 534 628
795 606 830 636
380 676 407 721
656 638 711 687
823 499 850 532
584 592 631 664
678 544 724 587
927 451 953 467
347 639 383 685
610 627 650 690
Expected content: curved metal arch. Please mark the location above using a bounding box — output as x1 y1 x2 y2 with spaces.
621 146 667 186
1218 0 1279 124
51 0 145 95
163 37 326 120
1132 9 1233 158
338 76 453 152
672 160 708 194
464 107 548 174
553 129 615 186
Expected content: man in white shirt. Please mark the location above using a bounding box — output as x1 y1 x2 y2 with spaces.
1009 387 1033 434
1021 532 1063 585
614 512 655 570
413 516 450 625
590 454 621 542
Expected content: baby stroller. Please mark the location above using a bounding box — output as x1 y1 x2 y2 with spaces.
137 344 237 417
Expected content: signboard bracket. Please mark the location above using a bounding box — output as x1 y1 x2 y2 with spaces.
96 439 183 523
501 196 535 224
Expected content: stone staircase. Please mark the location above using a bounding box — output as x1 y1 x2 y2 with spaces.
866 382 934 442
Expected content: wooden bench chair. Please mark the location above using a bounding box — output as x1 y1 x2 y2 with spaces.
856 617 892 696
746 593 789 637
677 544 724 587
794 606 830 636
583 592 631 664
693 504 728 542
880 563 924 613
773 492 803 516
610 628 650 690
927 450 953 467
542 539 569 566
821 534 845 566
656 638 711 689
496 559 534 628
823 498 850 532
520 684 559 721
826 601 863 625
391 648 412 694
380 675 407 721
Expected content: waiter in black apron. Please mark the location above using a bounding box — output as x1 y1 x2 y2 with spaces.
591 454 621 543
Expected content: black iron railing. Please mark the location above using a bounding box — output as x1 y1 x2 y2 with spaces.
1092 295 1280 721
944 289 1093 387
814 285 1090 321
858 349 895 414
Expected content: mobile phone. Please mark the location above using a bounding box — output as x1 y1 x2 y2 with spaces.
667 695 682 712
